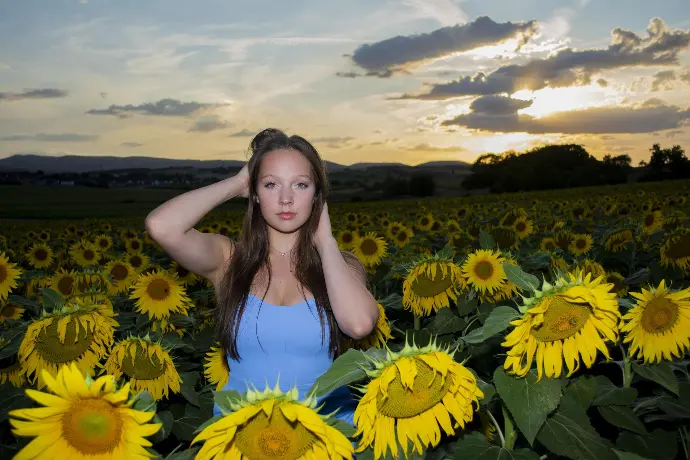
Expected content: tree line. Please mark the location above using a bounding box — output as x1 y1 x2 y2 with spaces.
462 143 688 193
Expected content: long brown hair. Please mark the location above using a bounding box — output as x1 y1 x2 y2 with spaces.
215 128 350 361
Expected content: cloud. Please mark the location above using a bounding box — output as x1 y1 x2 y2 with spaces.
340 16 538 77
0 133 98 142
189 114 231 133
403 142 467 152
401 0 468 27
397 17 690 99
665 129 685 138
0 88 68 101
651 68 690 90
86 98 228 118
121 142 143 148
310 136 355 149
229 129 256 137
440 96 690 134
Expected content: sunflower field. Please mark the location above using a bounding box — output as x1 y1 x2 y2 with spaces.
2 179 690 459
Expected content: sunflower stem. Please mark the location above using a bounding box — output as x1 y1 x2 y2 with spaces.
485 407 506 448
502 403 517 450
414 315 421 331
680 426 689 460
619 344 633 388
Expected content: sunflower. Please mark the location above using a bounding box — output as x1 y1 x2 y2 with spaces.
605 271 629 298
604 229 634 253
103 336 181 400
0 361 27 387
554 232 572 251
386 221 404 240
393 226 414 248
0 251 23 301
445 219 461 234
572 258 606 280
416 213 435 232
125 237 144 253
129 269 191 320
502 271 620 380
68 240 101 268
203 344 230 390
94 233 113 251
18 296 118 389
126 252 150 273
9 363 161 459
0 301 25 323
461 249 506 296
512 217 534 239
491 227 519 251
194 382 353 459
660 229 690 271
353 339 483 459
25 242 55 269
481 256 522 304
352 232 388 269
539 237 557 252
403 253 464 316
169 261 197 286
621 280 690 364
569 233 594 256
355 302 392 349
642 210 664 234
102 259 137 295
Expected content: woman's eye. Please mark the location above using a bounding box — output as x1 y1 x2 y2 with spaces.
296 183 309 189
264 182 275 188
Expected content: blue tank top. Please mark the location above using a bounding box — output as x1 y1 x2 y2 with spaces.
212 292 357 426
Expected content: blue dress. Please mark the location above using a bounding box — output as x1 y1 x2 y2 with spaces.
212 292 358 426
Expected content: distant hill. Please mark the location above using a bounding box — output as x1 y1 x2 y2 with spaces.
0 154 471 174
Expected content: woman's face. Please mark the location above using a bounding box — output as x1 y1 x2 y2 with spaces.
255 148 316 233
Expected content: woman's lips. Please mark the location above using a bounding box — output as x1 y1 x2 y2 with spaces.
278 212 296 220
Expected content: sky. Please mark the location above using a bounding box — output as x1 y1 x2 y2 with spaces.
0 0 689 166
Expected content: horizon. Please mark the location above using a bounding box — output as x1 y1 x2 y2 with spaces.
1 1 689 166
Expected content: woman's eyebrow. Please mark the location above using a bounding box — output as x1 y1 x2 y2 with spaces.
260 174 312 180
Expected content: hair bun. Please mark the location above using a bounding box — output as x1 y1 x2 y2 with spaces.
250 128 288 153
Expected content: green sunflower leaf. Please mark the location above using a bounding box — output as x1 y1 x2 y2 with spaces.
493 367 563 446
309 348 371 398
597 405 648 434
479 230 495 249
537 395 617 460
592 375 638 406
39 287 65 310
482 306 520 340
612 450 651 460
454 432 540 460
213 389 242 413
631 362 679 396
616 429 678 460
565 375 598 410
165 447 201 460
427 308 465 335
502 263 540 291
179 371 200 406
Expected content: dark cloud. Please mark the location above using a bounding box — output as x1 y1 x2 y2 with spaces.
86 98 228 118
340 16 537 77
0 133 98 142
665 129 685 138
469 94 532 115
229 129 255 137
397 17 690 99
652 70 677 91
440 96 690 134
0 88 67 101
597 78 608 87
121 142 143 148
189 115 231 133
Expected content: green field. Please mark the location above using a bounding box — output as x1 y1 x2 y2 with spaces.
0 185 247 220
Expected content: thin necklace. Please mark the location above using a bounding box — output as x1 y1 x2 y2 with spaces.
270 242 296 257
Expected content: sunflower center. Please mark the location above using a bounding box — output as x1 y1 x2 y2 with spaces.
533 296 591 342
641 297 679 334
110 264 129 281
0 265 7 283
63 398 123 454
360 239 379 256
146 279 171 300
473 261 495 280
342 233 353 243
83 249 95 261
176 265 190 277
377 359 452 418
1 304 17 318
515 222 526 232
34 318 95 363
121 343 166 380
576 239 586 249
411 265 454 297
666 234 690 259
235 405 317 460
130 256 143 268
397 232 408 242
544 241 556 250
131 240 140 250
57 276 75 295
644 215 655 227
35 248 48 260
99 239 109 248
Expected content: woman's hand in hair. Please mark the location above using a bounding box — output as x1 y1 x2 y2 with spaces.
234 163 250 198
314 202 335 250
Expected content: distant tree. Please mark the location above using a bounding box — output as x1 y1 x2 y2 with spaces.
640 143 690 181
408 173 435 197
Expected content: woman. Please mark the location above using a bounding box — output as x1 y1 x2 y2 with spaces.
145 128 379 425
